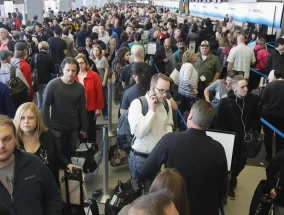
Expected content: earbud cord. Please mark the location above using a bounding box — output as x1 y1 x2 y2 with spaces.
235 96 248 141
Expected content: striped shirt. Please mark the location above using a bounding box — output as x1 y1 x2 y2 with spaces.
178 63 198 97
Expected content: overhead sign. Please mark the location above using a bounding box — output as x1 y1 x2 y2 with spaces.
189 2 282 28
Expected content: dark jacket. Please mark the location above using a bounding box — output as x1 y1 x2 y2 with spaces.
217 90 260 143
0 149 62 215
20 130 69 184
30 51 55 84
265 48 284 74
76 30 90 48
266 149 284 206
34 32 48 42
260 80 284 117
138 129 228 215
0 82 15 118
196 27 215 52
154 45 177 74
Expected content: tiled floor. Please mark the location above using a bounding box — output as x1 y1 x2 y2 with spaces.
88 99 268 215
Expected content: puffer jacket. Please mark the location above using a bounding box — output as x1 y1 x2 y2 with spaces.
254 44 269 70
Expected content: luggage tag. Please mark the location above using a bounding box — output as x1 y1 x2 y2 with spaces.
200 75 206 82
110 194 118 206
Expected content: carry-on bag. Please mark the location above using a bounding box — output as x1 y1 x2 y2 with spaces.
71 137 102 174
60 168 99 215
249 180 274 215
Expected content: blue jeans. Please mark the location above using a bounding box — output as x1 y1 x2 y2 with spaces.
36 84 46 109
52 129 78 161
128 151 148 179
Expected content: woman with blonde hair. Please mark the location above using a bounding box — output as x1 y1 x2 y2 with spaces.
178 50 198 119
75 54 104 142
30 41 55 109
14 102 78 184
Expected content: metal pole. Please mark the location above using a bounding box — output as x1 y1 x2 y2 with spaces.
93 125 113 204
107 79 113 134
103 126 109 194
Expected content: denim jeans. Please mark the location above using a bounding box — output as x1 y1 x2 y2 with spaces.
52 129 78 161
36 84 47 109
128 151 148 179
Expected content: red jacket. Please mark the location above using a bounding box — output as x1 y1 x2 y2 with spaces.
75 69 104 111
254 44 269 70
11 57 33 101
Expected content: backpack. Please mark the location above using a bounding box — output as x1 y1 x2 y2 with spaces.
116 96 169 153
7 67 29 109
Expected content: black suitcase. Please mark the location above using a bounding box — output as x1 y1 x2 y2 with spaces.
249 180 273 215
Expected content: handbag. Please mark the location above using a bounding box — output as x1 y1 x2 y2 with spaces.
32 53 39 92
244 130 263 158
71 138 102 174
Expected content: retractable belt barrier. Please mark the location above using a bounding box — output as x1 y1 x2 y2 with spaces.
250 68 268 78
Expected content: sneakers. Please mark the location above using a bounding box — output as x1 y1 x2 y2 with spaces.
228 188 236 200
265 153 272 162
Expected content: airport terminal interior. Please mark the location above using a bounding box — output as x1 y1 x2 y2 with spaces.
0 0 284 215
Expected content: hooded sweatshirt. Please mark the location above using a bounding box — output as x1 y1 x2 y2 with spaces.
254 44 269 71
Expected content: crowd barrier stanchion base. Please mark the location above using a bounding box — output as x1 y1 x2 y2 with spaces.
93 188 114 204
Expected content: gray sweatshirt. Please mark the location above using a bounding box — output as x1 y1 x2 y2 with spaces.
42 77 88 132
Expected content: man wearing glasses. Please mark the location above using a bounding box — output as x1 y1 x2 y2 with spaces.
128 74 174 180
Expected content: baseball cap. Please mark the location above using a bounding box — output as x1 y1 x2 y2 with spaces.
0 50 13 61
201 40 210 46
14 42 28 51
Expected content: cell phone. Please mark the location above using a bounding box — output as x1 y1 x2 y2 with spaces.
150 86 155 93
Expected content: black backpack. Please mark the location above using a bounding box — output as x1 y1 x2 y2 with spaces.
7 67 29 109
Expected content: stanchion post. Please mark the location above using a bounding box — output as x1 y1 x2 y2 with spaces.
107 79 113 134
93 125 113 204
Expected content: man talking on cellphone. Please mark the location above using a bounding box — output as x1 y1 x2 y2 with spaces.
128 74 174 180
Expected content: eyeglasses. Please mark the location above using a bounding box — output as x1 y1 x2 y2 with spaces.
153 86 169 95
77 61 86 65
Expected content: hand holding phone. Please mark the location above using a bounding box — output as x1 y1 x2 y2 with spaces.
147 87 157 112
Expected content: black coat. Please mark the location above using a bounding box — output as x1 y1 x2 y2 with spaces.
266 149 284 206
265 48 284 75
20 130 69 184
216 90 260 143
139 129 228 215
196 27 215 51
153 45 177 74
30 51 55 84
0 149 61 215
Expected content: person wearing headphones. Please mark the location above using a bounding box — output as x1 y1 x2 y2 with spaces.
216 75 260 200
42 57 88 160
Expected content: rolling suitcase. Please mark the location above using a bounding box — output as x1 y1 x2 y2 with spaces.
60 168 99 215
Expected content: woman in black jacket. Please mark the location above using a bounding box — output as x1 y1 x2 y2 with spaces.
30 41 55 109
13 102 79 185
